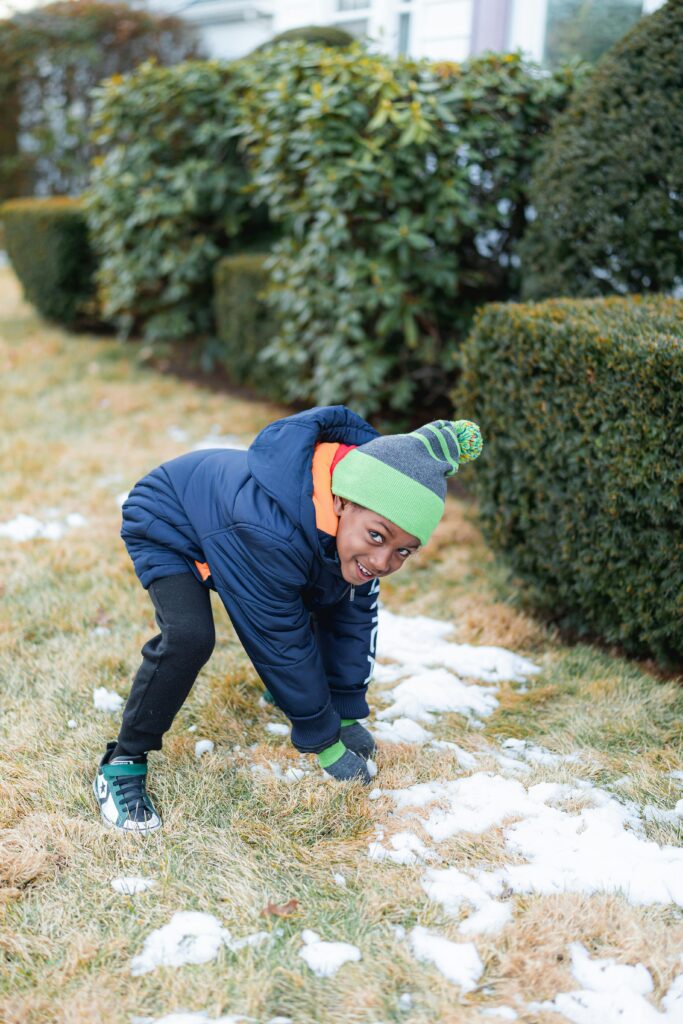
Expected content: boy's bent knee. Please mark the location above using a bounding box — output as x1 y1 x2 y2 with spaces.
164 623 215 666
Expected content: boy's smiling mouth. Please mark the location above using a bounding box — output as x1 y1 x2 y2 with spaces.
355 559 376 580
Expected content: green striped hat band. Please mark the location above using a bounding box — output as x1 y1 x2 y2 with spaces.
331 419 483 546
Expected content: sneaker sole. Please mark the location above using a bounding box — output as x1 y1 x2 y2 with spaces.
92 776 162 834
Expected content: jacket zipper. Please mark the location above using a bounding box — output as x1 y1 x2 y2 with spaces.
350 586 355 601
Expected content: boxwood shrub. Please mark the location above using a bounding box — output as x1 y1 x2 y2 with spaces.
521 0 683 299
456 295 683 664
1 197 97 326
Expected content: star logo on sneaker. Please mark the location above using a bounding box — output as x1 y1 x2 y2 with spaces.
97 775 108 801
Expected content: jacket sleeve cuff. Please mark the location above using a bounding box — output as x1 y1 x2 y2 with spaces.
288 699 341 754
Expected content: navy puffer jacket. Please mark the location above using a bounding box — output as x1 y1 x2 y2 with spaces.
121 406 381 752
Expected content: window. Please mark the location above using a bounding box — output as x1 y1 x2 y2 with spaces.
398 11 411 55
336 17 369 37
337 0 369 10
543 0 644 67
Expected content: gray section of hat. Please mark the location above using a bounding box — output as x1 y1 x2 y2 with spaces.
357 430 456 499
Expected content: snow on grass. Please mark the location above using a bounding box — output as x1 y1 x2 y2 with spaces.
298 929 361 977
130 912 269 976
481 1009 518 1020
265 723 289 736
0 511 87 541
376 667 499 723
194 740 214 758
192 431 249 451
250 761 308 783
428 740 478 768
378 773 683 909
133 1014 253 1024
532 943 683 1022
408 926 483 990
374 717 432 745
368 831 436 866
499 737 581 767
111 876 156 895
421 866 512 936
376 609 541 684
93 686 124 712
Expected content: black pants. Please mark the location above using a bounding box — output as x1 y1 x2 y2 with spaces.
115 573 215 758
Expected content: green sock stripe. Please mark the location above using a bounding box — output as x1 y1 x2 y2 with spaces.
340 719 357 727
317 741 347 768
102 762 147 778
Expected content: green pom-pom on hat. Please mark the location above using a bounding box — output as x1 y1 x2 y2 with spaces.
453 419 483 463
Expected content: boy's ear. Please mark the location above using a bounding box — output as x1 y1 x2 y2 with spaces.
332 494 345 516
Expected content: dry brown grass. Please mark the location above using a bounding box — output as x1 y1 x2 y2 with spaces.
1 266 682 1023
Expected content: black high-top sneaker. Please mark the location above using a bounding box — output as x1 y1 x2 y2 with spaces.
93 742 161 833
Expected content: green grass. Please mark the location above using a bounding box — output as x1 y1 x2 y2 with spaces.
1 266 682 1023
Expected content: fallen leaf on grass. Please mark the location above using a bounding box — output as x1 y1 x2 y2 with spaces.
261 899 300 918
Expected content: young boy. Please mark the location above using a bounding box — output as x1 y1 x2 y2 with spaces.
94 405 482 832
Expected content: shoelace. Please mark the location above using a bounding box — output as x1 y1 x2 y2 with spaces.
111 770 152 822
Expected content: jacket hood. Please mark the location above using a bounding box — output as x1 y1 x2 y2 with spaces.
247 405 379 552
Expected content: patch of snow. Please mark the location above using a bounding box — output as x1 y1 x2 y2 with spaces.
408 926 483 990
93 686 124 712
131 912 231 975
366 758 378 778
429 740 478 768
265 723 289 736
299 929 361 977
531 942 683 1022
368 831 436 866
130 913 269 976
422 867 512 935
134 1015 252 1024
193 433 248 451
382 772 683 908
398 992 413 1011
167 426 188 442
377 609 541 684
368 788 383 800
116 491 130 507
91 625 111 637
67 719 77 729
0 512 87 542
188 725 197 733
112 876 156 895
195 740 214 758
501 737 581 767
377 667 498 724
481 1009 517 1020
250 761 308 783
374 718 432 745
333 872 346 887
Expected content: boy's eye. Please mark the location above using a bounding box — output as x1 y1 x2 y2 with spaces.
398 548 411 558
369 530 383 542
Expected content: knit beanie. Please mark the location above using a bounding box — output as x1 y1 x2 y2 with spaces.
331 419 482 546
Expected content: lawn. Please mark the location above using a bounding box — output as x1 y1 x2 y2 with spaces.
1 264 682 1024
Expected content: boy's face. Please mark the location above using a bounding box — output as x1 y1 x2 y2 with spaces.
332 496 420 585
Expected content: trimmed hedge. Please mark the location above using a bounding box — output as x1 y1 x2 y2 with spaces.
212 252 284 398
456 294 683 664
1 197 97 326
521 0 683 299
